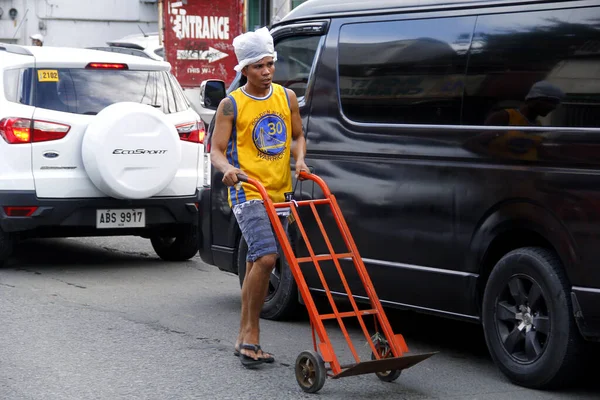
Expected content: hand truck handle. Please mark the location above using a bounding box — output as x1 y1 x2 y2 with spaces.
236 173 249 183
236 171 331 200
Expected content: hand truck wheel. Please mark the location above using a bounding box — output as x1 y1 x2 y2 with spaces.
295 350 327 393
371 346 402 382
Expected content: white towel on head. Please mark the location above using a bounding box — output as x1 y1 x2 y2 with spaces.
232 27 277 72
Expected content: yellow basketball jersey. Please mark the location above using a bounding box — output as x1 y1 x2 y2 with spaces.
487 109 542 160
225 83 293 207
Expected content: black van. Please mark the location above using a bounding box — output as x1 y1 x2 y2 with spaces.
197 0 600 389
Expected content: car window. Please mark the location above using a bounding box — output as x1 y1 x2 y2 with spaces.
166 72 191 112
463 6 600 129
30 68 177 115
272 35 322 101
157 72 177 114
337 16 476 125
3 69 20 103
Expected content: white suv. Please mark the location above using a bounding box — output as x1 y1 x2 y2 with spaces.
0 43 206 265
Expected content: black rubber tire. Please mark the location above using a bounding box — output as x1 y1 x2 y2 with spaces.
482 247 582 389
370 351 402 382
150 225 199 261
237 234 299 321
0 228 14 268
295 350 327 394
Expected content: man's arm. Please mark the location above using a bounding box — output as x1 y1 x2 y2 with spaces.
210 97 243 186
286 89 309 179
463 110 510 155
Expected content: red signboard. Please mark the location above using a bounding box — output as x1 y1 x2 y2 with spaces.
163 0 244 88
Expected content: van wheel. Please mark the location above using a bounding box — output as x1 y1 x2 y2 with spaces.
0 228 14 268
150 225 198 261
237 236 299 320
482 247 582 389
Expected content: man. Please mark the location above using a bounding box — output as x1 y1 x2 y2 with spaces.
484 80 564 127
30 33 44 47
465 80 565 160
210 27 309 368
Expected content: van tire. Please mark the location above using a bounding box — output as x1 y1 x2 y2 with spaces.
0 229 14 268
237 235 299 321
150 225 199 261
482 247 582 389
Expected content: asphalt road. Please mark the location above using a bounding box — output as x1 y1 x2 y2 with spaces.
1 236 598 400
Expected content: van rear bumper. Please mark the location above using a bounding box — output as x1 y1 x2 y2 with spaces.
572 287 600 341
0 190 200 238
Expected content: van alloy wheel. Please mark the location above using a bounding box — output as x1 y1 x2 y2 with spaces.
482 247 582 389
495 275 550 364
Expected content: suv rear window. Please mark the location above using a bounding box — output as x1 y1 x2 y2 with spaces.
30 68 188 115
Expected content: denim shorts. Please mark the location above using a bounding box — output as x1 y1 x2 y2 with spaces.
233 200 289 262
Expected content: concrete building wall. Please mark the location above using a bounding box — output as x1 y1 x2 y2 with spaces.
0 0 158 47
270 0 292 25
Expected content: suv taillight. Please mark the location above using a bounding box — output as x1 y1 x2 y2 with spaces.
3 206 38 217
0 118 70 144
176 120 205 144
86 62 128 70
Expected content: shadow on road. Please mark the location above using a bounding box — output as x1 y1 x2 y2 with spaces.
4 237 162 270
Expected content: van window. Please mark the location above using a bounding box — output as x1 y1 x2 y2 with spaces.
463 6 600 129
337 17 476 125
273 35 322 100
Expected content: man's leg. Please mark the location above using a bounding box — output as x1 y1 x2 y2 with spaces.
232 200 279 362
241 215 289 359
241 253 276 360
236 260 252 353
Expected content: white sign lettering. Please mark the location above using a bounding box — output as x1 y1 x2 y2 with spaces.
173 15 230 40
177 47 228 63
187 66 216 74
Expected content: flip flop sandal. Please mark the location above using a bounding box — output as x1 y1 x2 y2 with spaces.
235 344 275 363
239 343 266 368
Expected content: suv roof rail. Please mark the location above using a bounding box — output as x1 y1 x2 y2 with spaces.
0 43 33 56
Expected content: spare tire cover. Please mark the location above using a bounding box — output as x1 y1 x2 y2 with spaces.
82 102 182 199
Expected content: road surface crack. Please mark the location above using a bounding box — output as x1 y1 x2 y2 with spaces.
14 268 86 288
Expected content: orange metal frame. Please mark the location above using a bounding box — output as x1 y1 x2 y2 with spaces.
240 171 409 377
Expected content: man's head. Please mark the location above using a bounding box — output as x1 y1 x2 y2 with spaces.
232 27 277 89
524 80 565 117
242 56 275 90
30 33 44 46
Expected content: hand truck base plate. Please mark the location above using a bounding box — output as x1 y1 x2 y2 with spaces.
331 352 438 379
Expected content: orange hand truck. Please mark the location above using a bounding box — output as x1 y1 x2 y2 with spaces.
237 171 437 394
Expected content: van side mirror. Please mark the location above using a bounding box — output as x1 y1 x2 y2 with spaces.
200 80 226 110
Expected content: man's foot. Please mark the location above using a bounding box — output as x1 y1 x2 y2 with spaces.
238 343 275 365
